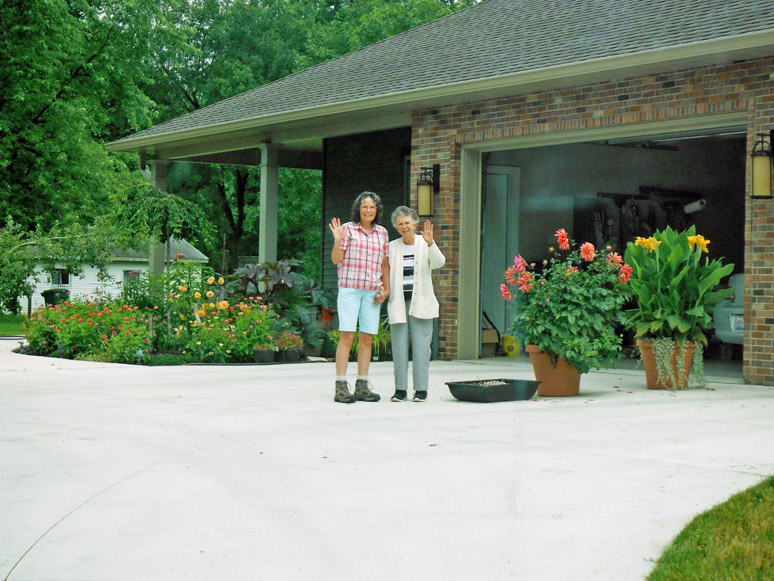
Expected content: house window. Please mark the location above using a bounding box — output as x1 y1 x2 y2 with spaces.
52 269 70 286
123 270 141 285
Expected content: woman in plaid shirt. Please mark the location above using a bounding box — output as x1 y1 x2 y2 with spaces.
329 192 391 404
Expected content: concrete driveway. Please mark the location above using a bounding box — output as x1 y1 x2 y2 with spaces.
1 338 772 581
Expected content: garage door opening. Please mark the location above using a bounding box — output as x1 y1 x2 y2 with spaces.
480 125 746 373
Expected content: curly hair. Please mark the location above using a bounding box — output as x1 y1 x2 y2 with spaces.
390 205 418 228
350 191 383 225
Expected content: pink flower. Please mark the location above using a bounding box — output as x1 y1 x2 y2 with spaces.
580 242 596 261
505 266 517 285
514 255 527 273
619 264 633 283
555 228 570 250
518 271 534 292
500 284 512 301
607 252 623 266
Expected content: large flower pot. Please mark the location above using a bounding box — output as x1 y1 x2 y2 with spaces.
525 344 581 397
637 339 695 389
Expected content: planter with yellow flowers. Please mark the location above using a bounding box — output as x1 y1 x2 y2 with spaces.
624 226 734 389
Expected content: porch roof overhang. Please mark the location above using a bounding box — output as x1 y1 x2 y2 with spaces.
106 30 774 170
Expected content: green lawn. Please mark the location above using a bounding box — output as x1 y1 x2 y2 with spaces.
649 476 774 580
0 313 27 336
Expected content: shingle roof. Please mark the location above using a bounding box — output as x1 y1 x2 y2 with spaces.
112 0 774 146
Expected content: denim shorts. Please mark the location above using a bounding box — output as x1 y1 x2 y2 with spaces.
337 287 380 335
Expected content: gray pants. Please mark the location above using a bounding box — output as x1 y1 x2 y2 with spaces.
391 301 434 391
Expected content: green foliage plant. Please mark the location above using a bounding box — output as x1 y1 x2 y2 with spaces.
624 226 734 389
624 225 734 344
502 228 631 375
276 330 303 351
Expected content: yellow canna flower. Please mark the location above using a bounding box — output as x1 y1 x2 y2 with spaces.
218 277 225 285
688 235 710 252
194 291 202 299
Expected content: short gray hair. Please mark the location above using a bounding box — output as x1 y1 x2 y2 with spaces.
391 205 418 228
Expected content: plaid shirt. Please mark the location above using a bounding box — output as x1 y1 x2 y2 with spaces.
337 222 389 290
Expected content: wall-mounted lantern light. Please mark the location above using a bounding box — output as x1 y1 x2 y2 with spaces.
417 164 440 217
751 130 774 200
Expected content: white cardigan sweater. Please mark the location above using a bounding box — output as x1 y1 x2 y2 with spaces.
387 236 446 323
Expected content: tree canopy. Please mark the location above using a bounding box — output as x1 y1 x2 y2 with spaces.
1 0 476 309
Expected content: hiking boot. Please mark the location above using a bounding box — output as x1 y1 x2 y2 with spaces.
334 380 357 404
354 379 380 402
413 390 427 402
391 390 408 402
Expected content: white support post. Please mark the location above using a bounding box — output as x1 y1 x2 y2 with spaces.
259 144 279 264
148 159 169 274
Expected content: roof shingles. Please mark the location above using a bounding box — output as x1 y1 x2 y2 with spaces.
115 0 774 143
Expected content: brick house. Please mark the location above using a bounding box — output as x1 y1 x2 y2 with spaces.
108 0 774 385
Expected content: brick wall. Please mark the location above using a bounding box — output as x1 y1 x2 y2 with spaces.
411 57 774 384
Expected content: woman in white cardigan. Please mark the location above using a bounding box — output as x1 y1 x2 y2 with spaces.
387 206 446 401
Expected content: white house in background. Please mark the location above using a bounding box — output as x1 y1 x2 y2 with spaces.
25 238 208 313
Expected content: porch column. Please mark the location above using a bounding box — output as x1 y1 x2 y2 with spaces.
259 144 279 263
148 159 169 274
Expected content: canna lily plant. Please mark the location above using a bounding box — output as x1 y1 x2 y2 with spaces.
624 225 734 389
624 225 734 345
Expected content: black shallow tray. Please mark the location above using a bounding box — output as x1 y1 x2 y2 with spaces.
446 378 541 402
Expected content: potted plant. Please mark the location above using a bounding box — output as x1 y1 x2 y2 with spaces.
300 319 328 357
276 330 304 363
502 228 631 396
253 342 276 363
624 225 734 389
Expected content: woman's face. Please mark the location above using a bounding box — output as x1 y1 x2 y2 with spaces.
395 214 417 240
359 197 378 225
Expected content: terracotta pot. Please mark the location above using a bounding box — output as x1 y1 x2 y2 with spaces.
637 339 695 389
525 344 581 397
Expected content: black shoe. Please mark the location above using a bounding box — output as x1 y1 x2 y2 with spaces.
413 390 427 402
391 390 408 402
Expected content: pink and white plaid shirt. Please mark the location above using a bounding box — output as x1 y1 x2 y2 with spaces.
337 222 389 290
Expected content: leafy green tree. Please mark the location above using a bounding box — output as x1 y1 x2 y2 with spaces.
0 0 161 230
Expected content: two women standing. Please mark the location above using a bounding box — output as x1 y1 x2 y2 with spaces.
329 194 444 404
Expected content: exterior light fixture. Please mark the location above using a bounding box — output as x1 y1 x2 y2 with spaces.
751 130 774 199
417 164 440 217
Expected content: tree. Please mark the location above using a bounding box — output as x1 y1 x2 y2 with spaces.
0 0 161 231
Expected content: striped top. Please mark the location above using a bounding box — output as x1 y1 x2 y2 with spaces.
402 244 415 301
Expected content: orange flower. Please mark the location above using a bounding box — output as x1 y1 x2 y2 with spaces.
555 228 570 250
618 264 633 283
206 290 215 298
607 252 623 266
500 283 512 301
218 300 229 310
580 242 596 261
